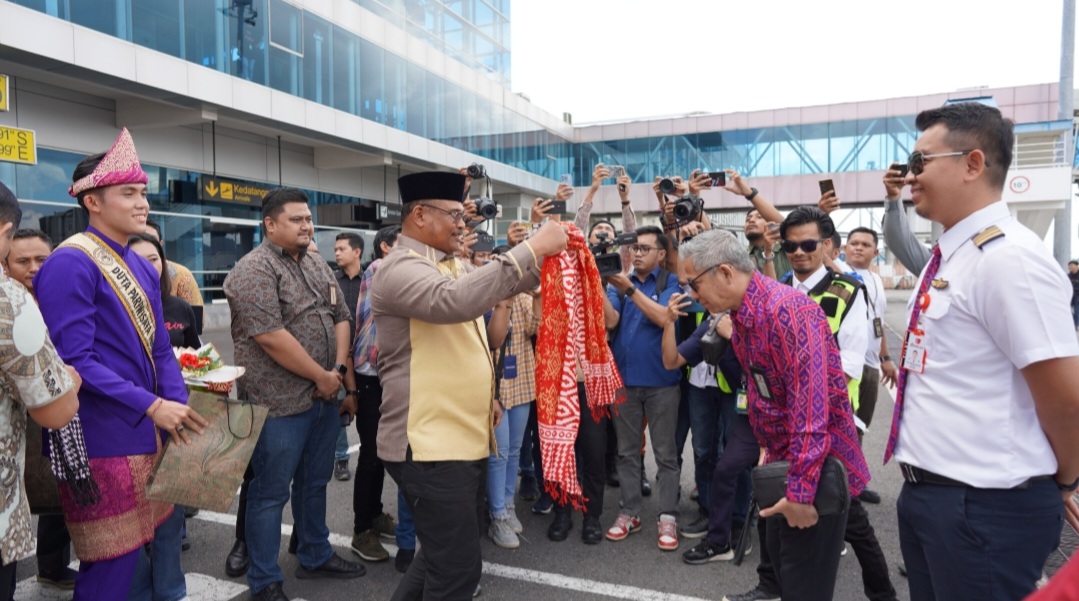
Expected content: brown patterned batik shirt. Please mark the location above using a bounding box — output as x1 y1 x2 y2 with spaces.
224 240 351 417
0 271 74 564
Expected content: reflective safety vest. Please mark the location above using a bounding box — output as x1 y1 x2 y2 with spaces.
782 269 864 411
690 312 732 393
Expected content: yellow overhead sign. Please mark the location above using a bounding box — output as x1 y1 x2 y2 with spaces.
0 74 8 112
198 176 272 205
0 125 36 165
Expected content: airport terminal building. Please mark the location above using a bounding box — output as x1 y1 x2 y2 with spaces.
0 0 1073 303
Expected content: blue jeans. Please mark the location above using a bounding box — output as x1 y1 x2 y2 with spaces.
334 428 350 462
246 400 340 594
128 506 186 601
395 490 415 551
487 403 530 517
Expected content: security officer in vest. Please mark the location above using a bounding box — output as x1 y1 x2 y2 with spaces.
778 205 897 601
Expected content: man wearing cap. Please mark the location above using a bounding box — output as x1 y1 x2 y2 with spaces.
373 171 567 600
34 129 207 600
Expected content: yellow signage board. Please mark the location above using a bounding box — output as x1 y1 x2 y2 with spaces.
0 125 36 165
198 176 272 206
0 74 8 112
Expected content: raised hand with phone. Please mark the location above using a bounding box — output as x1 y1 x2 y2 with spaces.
883 162 907 200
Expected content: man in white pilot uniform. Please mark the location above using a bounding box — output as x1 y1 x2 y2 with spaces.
885 101 1079 601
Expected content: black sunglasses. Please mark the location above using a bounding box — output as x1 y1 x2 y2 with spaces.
781 239 824 254
907 149 987 176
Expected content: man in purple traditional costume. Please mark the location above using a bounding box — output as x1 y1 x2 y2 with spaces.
34 128 208 601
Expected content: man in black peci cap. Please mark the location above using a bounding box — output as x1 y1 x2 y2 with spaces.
373 171 567 600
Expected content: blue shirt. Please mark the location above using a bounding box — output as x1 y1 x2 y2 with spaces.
607 267 682 387
34 225 188 458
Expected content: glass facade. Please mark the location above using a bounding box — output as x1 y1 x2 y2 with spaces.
565 116 919 189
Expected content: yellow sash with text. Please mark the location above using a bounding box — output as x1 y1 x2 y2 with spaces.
59 232 157 365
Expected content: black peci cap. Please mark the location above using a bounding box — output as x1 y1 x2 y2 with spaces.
398 172 468 204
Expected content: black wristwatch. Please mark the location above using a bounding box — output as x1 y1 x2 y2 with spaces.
1057 475 1079 493
345 389 359 397
745 187 759 202
880 355 892 363
625 286 637 297
335 363 348 376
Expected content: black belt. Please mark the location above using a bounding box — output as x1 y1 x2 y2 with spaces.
900 463 1050 490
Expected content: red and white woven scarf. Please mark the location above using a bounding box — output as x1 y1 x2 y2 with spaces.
535 225 625 510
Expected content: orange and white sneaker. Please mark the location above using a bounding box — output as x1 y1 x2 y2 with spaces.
658 515 679 551
605 514 642 541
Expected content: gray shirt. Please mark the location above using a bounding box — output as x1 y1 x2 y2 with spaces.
883 198 932 275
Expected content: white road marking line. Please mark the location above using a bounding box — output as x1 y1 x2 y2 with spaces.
186 573 248 601
194 511 711 601
481 562 712 601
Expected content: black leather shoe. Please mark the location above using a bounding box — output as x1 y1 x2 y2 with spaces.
251 582 289 601
858 488 882 504
547 511 572 542
224 540 248 578
295 553 366 580
394 548 415 573
287 532 297 554
581 515 603 545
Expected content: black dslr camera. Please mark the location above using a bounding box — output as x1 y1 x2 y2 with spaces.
474 197 498 220
467 163 486 179
658 177 678 195
673 194 704 221
589 231 638 277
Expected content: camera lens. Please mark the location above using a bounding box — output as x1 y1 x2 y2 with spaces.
476 198 498 220
659 178 676 195
467 163 486 179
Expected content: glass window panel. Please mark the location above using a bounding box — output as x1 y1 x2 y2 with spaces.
132 0 181 58
426 73 444 141
269 0 303 55
70 0 124 38
442 82 462 146
302 14 331 104
359 38 384 123
443 12 463 52
332 25 358 114
405 61 427 137
384 52 407 131
269 45 301 95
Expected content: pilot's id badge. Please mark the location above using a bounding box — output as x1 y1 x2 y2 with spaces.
903 330 927 374
873 317 884 339
329 284 337 306
735 388 749 415
748 366 773 400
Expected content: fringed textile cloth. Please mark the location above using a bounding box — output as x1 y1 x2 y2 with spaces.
535 225 625 510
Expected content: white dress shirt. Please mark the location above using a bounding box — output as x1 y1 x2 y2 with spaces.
853 268 887 369
791 265 869 381
894 202 1079 488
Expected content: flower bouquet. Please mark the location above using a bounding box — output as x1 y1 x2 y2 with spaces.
174 344 245 394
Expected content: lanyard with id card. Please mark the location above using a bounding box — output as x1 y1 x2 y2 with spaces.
735 374 749 415
902 293 930 374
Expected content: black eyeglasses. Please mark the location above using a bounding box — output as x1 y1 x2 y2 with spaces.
420 203 467 223
688 265 717 292
780 239 824 254
907 149 987 176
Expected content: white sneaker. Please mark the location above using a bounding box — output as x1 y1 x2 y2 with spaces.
506 504 523 534
488 515 520 549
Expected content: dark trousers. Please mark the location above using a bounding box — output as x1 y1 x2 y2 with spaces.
37 513 72 579
524 402 543 483
236 464 253 543
1 557 14 601
897 479 1061 601
856 365 881 441
554 383 608 517
386 456 487 601
705 413 756 548
845 498 896 601
755 517 781 595
353 374 386 533
764 508 847 601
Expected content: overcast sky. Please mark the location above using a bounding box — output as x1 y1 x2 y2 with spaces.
511 0 1073 123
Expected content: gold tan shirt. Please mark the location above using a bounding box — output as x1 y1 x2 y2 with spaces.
372 235 541 462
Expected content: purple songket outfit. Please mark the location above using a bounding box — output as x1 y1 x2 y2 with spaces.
34 225 188 600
